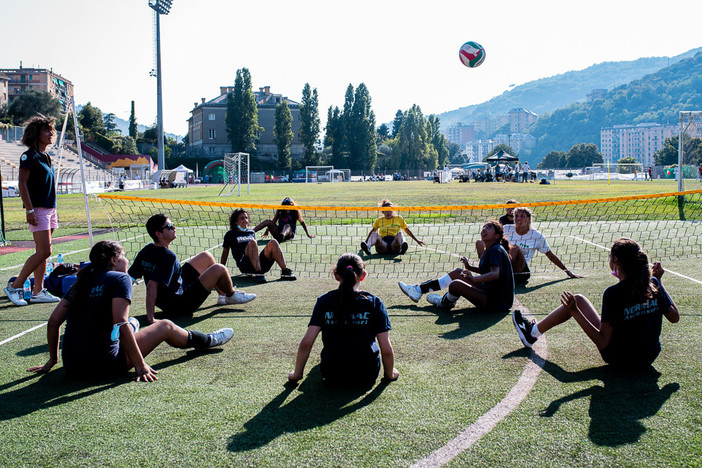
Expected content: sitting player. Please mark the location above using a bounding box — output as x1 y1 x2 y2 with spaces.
260 197 315 243
361 199 425 255
512 238 679 370
28 240 236 382
129 214 255 324
220 208 296 281
478 206 581 284
288 253 399 387
399 220 514 312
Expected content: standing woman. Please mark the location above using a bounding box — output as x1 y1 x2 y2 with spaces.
4 115 60 306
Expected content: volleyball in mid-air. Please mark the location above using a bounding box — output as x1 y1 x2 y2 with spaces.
459 41 486 68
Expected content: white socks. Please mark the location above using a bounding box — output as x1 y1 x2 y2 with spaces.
438 274 453 290
531 324 542 338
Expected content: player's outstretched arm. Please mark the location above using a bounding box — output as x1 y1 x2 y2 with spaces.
288 326 321 383
27 300 69 374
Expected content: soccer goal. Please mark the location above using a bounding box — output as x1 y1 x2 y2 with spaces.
219 153 250 197
305 165 333 183
327 168 351 182
679 111 702 191
590 162 645 180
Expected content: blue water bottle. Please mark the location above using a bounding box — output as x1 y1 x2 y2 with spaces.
56 253 64 265
46 259 54 275
23 278 32 301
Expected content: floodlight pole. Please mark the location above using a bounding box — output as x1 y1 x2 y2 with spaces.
149 0 172 180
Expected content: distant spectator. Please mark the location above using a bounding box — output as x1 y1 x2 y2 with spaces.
522 162 530 183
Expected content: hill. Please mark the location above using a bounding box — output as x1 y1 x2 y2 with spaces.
438 48 701 129
526 51 702 161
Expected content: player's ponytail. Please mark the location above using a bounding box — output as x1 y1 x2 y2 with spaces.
333 253 365 323
72 240 124 314
610 238 656 301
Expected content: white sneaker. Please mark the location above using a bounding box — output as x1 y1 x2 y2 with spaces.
398 281 422 303
207 328 234 347
30 288 60 303
217 294 227 305
225 291 256 305
4 286 28 306
427 293 455 310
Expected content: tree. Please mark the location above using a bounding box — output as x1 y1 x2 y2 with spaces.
392 105 436 170
392 110 403 138
377 123 390 141
7 90 61 125
299 83 320 163
103 113 119 135
324 106 346 168
78 102 106 137
142 126 158 144
654 135 702 166
447 141 464 164
538 150 567 168
565 143 603 168
225 68 261 154
128 101 138 139
274 100 293 171
346 83 377 171
616 156 639 174
427 115 450 167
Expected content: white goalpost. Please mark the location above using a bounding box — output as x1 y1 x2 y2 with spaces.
219 152 250 196
305 165 334 183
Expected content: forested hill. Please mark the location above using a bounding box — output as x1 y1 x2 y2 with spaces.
526 51 702 162
438 47 701 129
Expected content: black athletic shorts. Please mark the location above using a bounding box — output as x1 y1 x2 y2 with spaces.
238 251 275 274
63 346 129 378
162 262 210 315
381 235 397 246
515 264 531 285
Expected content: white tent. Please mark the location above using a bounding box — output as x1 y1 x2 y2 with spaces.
174 164 194 173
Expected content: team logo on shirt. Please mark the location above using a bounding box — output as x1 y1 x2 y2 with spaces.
90 285 104 298
21 154 28 161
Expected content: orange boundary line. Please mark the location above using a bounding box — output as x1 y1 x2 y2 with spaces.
97 189 702 212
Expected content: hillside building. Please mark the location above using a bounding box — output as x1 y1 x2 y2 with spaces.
446 122 475 146
600 123 677 167
0 74 9 108
493 133 536 154
587 88 608 102
187 86 303 160
508 108 538 134
0 64 73 110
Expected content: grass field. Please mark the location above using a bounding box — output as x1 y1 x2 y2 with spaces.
1 179 701 466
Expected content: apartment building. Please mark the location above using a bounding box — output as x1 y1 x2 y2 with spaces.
187 86 303 160
508 108 538 134
446 122 475 146
600 123 677 167
0 64 73 110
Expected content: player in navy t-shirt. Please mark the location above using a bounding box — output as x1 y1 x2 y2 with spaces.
220 208 296 281
399 220 514 312
513 238 679 370
28 241 237 381
288 253 399 387
129 214 255 324
259 197 316 243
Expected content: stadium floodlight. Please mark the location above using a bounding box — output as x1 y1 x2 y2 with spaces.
148 0 173 181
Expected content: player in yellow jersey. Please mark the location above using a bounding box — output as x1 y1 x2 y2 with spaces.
361 199 425 255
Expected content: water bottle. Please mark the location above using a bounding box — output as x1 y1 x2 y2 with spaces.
23 278 32 301
46 260 54 275
56 253 64 265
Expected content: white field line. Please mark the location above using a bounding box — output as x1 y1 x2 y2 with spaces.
569 235 702 286
412 299 547 468
0 322 47 346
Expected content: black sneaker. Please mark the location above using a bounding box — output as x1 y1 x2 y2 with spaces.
281 268 297 281
360 241 371 255
399 242 409 255
512 309 537 348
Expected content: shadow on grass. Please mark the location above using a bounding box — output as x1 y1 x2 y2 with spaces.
228 365 390 452
0 350 207 421
433 307 506 340
539 362 679 446
515 278 569 293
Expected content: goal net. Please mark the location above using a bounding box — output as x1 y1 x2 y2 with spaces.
219 153 250 197
305 165 334 183
97 190 702 279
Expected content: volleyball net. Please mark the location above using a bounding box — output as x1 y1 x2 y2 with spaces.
96 190 702 279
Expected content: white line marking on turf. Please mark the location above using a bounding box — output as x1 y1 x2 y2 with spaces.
411 300 547 468
0 322 47 346
569 235 702 286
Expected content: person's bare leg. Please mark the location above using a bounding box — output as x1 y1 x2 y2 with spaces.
536 294 600 334
262 240 287 269
448 279 488 308
13 229 53 292
245 240 262 271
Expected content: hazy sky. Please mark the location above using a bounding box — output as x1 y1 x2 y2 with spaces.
2 0 701 137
